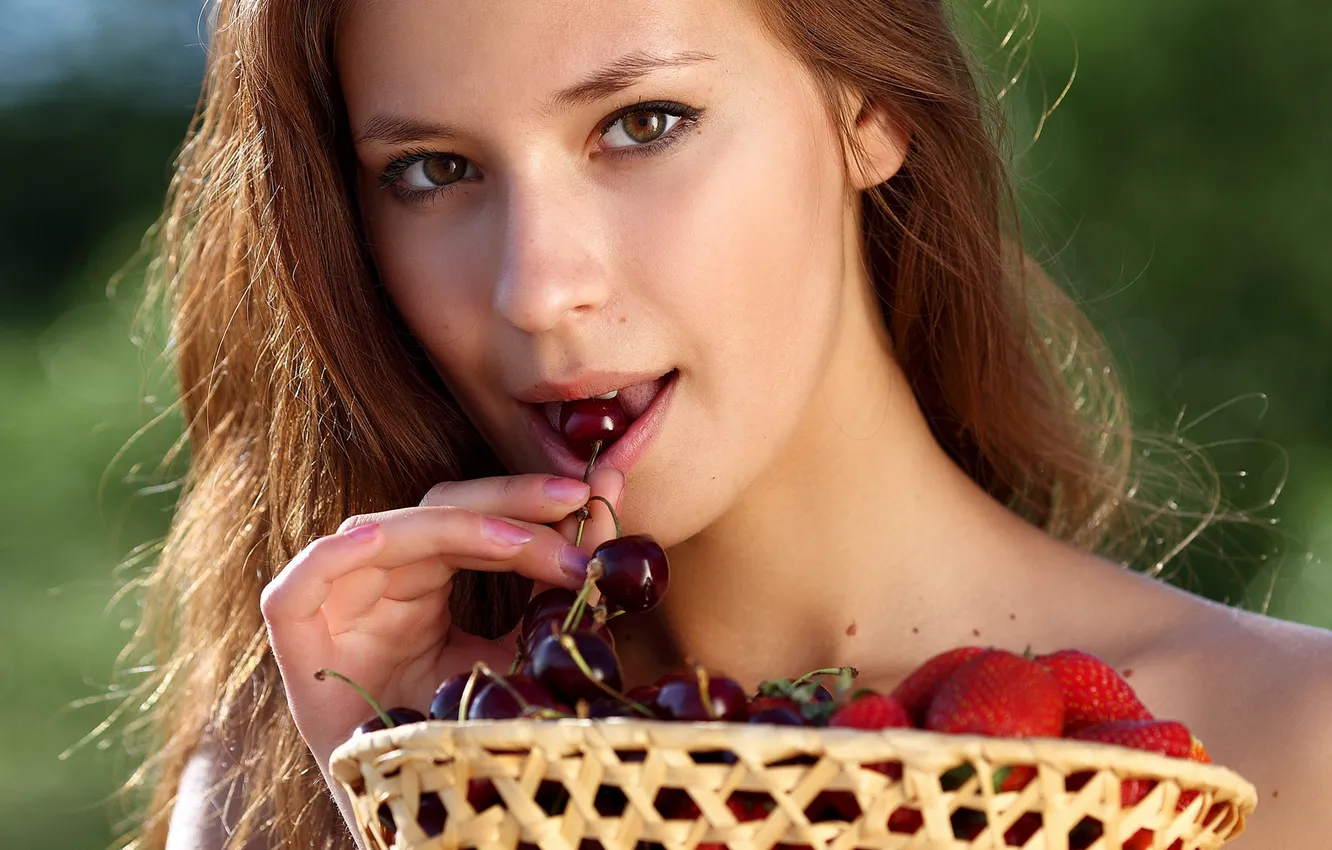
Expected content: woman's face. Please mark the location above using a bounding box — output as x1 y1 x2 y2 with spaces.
339 0 869 542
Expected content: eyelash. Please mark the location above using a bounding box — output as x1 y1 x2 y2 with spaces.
378 100 704 205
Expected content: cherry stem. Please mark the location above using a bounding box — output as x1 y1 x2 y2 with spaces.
581 440 603 484
791 666 858 687
457 663 487 722
557 633 654 719
587 496 622 538
560 561 602 634
573 441 605 546
694 662 718 721
314 669 393 730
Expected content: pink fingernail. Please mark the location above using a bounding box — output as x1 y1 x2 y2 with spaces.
346 523 380 542
483 517 535 546
544 477 590 503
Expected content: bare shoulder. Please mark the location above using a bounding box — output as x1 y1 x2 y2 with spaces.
1124 583 1332 849
168 740 271 850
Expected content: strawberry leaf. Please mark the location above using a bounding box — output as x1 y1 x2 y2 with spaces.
756 678 794 698
801 700 839 727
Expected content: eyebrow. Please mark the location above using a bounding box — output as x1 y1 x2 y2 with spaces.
354 49 715 147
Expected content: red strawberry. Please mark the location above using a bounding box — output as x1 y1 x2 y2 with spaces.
924 650 1065 737
696 793 770 850
1188 735 1211 763
1037 649 1152 731
891 646 985 725
1068 720 1193 758
1004 812 1042 846
887 807 923 834
829 692 912 730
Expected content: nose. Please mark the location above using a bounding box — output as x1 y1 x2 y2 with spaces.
492 180 613 335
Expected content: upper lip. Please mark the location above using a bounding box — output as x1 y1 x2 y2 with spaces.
512 369 672 404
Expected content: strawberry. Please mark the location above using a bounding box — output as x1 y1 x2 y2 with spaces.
1068 719 1193 759
924 650 1065 738
1037 649 1152 731
1188 735 1211 763
891 646 985 725
696 792 770 850
829 692 912 730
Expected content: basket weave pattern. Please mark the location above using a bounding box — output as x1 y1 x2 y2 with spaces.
330 720 1256 850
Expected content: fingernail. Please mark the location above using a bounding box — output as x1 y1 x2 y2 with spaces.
559 545 591 578
345 523 380 542
482 517 535 546
544 477 590 503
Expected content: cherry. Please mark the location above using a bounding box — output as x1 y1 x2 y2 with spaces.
354 707 426 736
429 673 475 721
528 631 624 704
416 794 448 837
520 588 579 644
592 535 669 613
560 398 628 458
467 674 564 720
655 669 749 722
624 685 660 715
587 698 638 718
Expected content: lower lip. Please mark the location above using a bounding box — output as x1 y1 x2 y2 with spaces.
525 372 679 478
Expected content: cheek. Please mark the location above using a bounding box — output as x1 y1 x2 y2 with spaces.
361 194 494 372
630 102 846 399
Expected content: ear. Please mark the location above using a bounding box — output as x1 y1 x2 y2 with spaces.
843 96 910 190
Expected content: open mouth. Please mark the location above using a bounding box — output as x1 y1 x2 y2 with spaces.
540 371 675 434
524 369 679 476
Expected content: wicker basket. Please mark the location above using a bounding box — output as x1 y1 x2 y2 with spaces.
330 719 1256 850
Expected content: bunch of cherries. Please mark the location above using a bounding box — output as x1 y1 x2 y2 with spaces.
319 398 864 845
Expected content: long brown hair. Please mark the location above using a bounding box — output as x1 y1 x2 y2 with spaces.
119 0 1145 846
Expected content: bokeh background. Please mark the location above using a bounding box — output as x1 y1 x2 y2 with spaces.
1 0 1328 847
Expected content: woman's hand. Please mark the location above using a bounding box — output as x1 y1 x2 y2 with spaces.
259 468 625 779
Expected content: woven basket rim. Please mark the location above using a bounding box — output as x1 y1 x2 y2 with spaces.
330 717 1257 811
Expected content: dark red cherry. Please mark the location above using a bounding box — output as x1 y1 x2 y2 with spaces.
520 588 578 644
466 674 564 720
654 670 749 722
592 534 669 613
429 673 474 721
587 698 637 718
416 793 448 837
625 685 660 715
529 631 623 704
355 707 426 735
811 684 835 702
522 604 611 652
750 706 807 726
560 398 628 458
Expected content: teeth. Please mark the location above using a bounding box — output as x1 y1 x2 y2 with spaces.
593 390 618 400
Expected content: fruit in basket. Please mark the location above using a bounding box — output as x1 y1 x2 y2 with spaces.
924 649 1065 737
655 668 749 722
428 673 474 721
1037 649 1153 730
891 645 986 724
466 674 564 720
528 629 624 703
355 706 426 735
828 692 911 730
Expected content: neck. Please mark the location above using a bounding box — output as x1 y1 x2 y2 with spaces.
616 248 1051 692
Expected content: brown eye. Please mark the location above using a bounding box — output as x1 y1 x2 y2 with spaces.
601 108 686 149
621 111 667 144
400 154 475 189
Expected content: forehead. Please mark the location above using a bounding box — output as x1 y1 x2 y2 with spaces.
337 0 757 118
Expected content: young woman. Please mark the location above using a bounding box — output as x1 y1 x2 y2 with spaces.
127 0 1332 848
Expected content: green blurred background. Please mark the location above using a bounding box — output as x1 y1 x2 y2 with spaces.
1 0 1328 847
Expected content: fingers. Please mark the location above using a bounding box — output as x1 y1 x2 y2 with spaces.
419 473 590 524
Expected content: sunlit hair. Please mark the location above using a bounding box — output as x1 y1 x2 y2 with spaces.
118 0 1168 846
